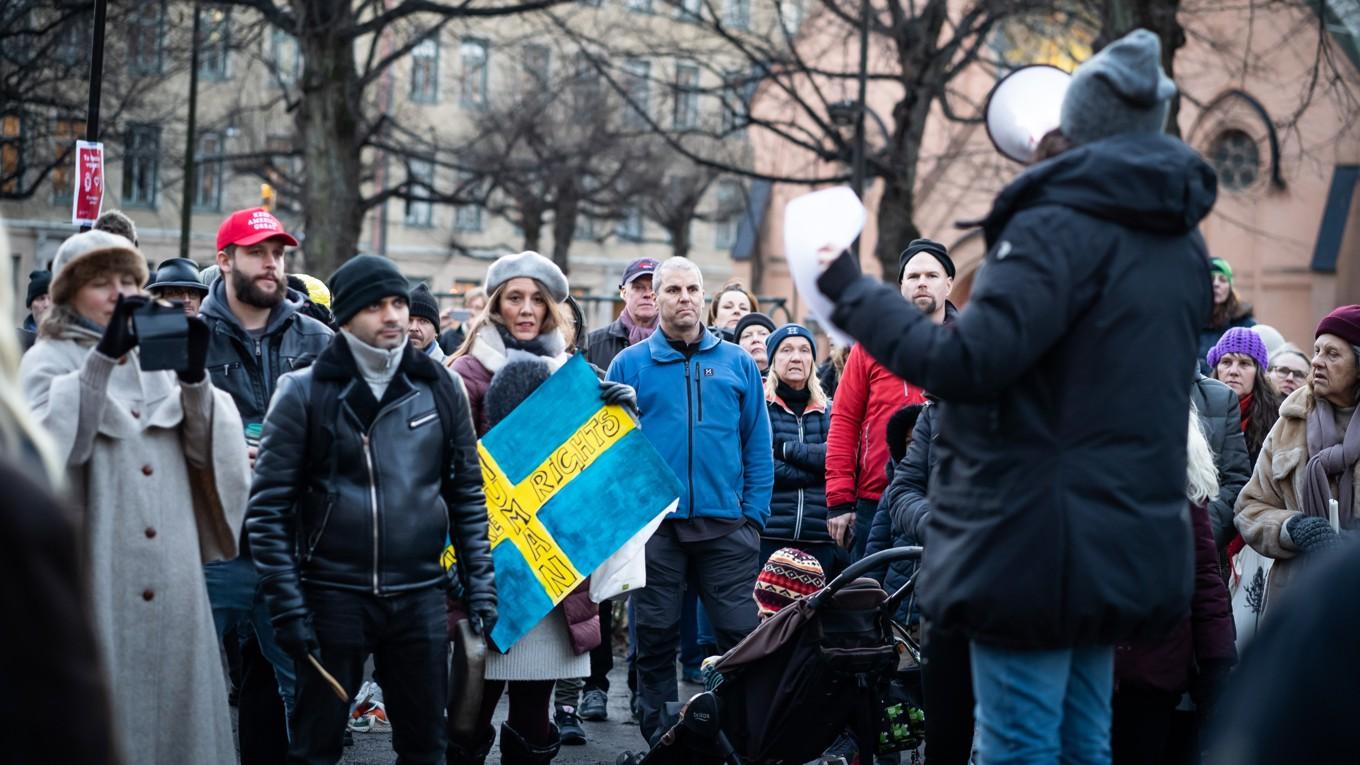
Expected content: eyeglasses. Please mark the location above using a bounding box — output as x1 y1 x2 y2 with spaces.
1269 367 1308 382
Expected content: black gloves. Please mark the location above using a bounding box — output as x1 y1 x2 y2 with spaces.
468 598 498 638
600 380 639 417
272 613 320 660
178 316 210 384
1190 658 1233 717
95 294 147 359
1286 514 1340 555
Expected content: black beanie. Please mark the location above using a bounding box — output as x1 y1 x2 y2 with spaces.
26 269 51 308
733 312 776 342
409 282 441 327
897 239 955 283
328 254 411 326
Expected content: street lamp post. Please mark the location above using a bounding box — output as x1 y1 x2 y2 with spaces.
180 1 203 260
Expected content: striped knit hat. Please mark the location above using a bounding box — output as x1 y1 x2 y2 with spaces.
754 547 826 619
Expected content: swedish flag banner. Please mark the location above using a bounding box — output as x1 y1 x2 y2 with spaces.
459 355 682 651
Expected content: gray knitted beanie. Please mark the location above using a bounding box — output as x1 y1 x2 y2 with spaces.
1060 29 1177 146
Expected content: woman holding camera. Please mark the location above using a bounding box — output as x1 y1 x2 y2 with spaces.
20 230 251 765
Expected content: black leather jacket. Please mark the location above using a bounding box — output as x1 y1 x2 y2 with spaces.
246 337 495 624
199 279 334 428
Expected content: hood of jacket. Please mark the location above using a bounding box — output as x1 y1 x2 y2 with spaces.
979 133 1218 246
199 276 308 338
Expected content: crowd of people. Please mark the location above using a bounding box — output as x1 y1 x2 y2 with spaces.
5 26 1360 765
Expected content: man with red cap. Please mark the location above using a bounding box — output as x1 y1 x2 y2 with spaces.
198 208 334 749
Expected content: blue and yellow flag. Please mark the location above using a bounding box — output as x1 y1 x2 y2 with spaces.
448 355 682 651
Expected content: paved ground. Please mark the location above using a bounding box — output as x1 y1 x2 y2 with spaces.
335 660 675 765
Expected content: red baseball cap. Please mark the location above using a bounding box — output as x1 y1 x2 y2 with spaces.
216 208 300 252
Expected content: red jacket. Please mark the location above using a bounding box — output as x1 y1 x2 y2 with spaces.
826 344 927 507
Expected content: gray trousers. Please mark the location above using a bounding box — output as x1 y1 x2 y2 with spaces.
633 523 760 743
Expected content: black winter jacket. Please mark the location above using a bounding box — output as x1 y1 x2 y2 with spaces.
586 318 632 371
764 395 831 543
199 279 334 429
245 337 495 625
1190 374 1251 550
884 403 939 545
819 132 1216 649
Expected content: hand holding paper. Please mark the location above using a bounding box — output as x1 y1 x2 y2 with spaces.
783 187 866 347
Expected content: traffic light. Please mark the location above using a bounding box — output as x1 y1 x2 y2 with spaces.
260 182 276 211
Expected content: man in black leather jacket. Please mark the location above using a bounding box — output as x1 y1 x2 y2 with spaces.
247 255 496 765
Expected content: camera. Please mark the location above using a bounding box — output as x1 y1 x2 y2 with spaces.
131 299 190 371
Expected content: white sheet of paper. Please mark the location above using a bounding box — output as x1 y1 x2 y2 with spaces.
783 187 866 347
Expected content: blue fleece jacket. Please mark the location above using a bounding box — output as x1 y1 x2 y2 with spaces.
606 327 774 529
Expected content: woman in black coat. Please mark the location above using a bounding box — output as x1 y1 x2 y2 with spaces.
761 324 844 577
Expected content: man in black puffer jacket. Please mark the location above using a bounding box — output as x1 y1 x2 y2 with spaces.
247 255 496 765
817 30 1213 764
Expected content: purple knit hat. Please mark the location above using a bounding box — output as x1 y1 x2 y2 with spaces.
1207 326 1269 371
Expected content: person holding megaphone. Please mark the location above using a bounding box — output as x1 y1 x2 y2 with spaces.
813 29 1217 765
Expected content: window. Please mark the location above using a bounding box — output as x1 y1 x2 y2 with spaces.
571 52 604 117
1209 129 1260 192
406 158 435 227
622 59 651 129
410 37 440 103
628 0 654 12
723 0 749 29
194 132 224 210
128 2 165 76
50 118 82 204
673 62 700 130
269 28 301 86
1 114 22 195
198 6 231 80
715 181 742 248
459 39 489 109
57 15 89 68
616 206 643 241
122 124 160 207
522 44 551 92
721 70 746 132
454 171 483 231
676 0 702 21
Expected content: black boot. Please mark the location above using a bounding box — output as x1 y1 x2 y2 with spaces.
499 722 562 765
447 725 495 765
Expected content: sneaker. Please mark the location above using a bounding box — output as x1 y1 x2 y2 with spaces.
580 689 609 721
556 706 587 746
348 715 374 733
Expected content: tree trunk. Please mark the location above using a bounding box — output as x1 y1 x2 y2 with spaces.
522 207 544 252
669 221 691 259
293 1 364 278
550 181 579 274
873 92 929 283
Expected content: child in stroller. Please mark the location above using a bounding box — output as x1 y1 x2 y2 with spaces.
620 547 925 765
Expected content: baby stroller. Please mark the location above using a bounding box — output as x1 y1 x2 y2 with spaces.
628 546 925 765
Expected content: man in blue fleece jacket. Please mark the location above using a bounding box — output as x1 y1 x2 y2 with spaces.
606 256 773 744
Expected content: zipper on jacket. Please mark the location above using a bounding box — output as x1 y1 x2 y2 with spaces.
695 362 704 422
684 362 696 517
793 414 805 539
362 433 380 594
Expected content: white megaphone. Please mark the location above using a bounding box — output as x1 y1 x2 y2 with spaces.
984 64 1072 164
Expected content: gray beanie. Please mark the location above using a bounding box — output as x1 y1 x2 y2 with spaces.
485 251 569 303
1060 29 1177 147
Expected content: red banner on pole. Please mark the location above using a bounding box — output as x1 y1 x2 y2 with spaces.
72 140 105 227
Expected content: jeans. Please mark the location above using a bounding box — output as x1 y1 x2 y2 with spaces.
289 585 449 765
970 642 1114 765
634 524 760 743
851 498 879 561
204 557 297 718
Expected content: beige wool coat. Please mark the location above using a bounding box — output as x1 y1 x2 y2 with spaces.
1235 385 1360 613
20 319 250 765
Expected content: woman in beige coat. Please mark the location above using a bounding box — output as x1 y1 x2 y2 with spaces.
19 230 251 765
1236 305 1360 613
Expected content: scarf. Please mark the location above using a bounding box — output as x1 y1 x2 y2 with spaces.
496 323 555 358
1238 391 1253 433
1302 396 1360 526
618 309 657 347
777 380 810 416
